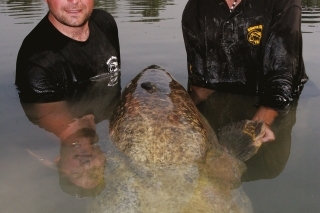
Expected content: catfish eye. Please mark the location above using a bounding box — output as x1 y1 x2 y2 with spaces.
141 82 157 93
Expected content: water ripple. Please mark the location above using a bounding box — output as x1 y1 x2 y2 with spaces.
0 0 47 24
1 0 319 32
301 0 320 33
0 0 176 24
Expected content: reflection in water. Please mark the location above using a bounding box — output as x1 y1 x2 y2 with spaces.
94 0 118 13
0 0 175 24
0 0 47 24
302 0 320 8
1 0 319 212
2 0 320 26
301 0 320 32
20 78 121 198
128 0 174 22
56 123 106 198
196 92 298 182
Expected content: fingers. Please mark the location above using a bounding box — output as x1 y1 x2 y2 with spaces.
262 124 275 142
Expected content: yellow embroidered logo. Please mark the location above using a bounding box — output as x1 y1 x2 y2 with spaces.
247 25 263 45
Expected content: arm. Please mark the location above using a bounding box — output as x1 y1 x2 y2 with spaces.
21 101 74 136
16 59 68 103
259 0 305 111
257 0 305 142
17 58 72 135
182 0 208 88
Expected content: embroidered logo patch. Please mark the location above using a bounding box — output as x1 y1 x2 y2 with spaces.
106 56 120 86
247 25 263 45
89 56 120 86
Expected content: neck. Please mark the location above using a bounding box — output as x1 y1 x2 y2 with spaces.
48 13 90 42
226 0 241 11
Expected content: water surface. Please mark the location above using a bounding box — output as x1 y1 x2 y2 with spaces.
0 0 319 212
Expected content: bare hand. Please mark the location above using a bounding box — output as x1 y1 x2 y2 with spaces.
253 106 278 142
262 123 275 142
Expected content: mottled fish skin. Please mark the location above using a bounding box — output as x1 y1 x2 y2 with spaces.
109 65 217 164
92 65 265 213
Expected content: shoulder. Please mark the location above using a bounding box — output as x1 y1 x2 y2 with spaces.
90 9 118 29
183 0 198 15
17 14 68 69
18 17 48 60
182 0 208 26
183 0 208 14
271 0 302 14
89 9 120 55
91 9 114 19
20 14 60 51
182 0 206 33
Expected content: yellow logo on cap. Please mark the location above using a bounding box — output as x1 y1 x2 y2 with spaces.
247 25 263 45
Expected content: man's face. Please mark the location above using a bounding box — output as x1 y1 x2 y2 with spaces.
45 0 94 27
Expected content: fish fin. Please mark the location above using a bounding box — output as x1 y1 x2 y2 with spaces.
218 120 265 161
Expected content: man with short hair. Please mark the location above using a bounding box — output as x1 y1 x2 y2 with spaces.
16 0 121 103
16 0 121 196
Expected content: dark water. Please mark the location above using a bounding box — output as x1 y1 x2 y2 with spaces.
0 0 319 212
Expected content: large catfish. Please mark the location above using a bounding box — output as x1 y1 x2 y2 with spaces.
89 65 265 213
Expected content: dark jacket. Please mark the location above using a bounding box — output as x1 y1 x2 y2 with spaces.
182 0 308 111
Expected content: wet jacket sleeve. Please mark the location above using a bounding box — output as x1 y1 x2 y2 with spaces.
182 0 206 86
259 0 305 111
17 63 68 103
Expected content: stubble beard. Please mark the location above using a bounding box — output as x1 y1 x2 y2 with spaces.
53 11 91 28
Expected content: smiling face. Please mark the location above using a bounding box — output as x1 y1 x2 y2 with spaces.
45 0 94 28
